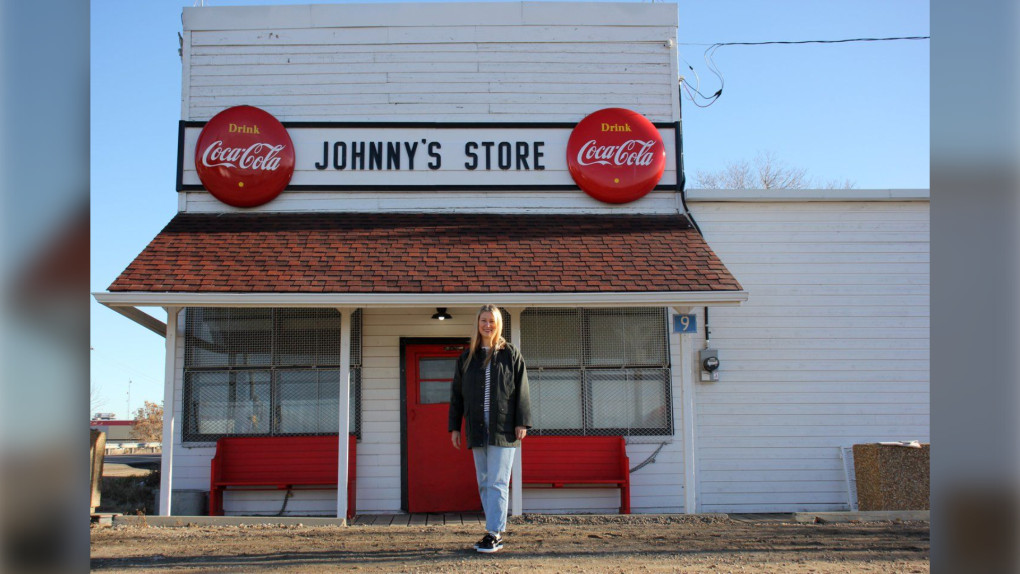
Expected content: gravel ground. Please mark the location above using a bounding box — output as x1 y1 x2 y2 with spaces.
90 515 929 573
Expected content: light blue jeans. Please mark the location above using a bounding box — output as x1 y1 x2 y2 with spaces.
471 430 516 534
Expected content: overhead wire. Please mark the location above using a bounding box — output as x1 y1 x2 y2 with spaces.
679 35 929 108
679 35 930 48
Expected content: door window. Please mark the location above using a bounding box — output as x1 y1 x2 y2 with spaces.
418 357 457 404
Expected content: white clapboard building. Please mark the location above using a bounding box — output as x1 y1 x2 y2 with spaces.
94 2 929 517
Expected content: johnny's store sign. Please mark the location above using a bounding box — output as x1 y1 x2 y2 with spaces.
182 106 673 207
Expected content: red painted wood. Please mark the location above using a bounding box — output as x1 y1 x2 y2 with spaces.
521 435 631 514
405 343 480 513
209 434 356 519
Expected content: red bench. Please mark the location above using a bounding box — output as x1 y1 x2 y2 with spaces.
210 435 357 519
521 436 630 514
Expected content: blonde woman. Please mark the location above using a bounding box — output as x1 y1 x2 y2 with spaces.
448 305 531 553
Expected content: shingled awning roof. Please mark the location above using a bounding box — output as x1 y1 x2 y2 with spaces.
107 212 742 294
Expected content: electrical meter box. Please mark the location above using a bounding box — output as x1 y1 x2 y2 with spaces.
699 348 720 382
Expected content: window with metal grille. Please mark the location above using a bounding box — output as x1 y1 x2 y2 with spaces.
520 308 671 436
182 308 362 443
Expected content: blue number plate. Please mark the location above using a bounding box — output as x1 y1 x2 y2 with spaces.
673 314 697 334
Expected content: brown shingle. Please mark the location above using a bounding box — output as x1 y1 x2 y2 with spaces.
108 213 742 294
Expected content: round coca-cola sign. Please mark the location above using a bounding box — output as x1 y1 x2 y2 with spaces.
566 108 666 204
195 105 295 207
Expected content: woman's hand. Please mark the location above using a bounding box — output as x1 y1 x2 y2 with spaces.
450 430 461 450
515 426 527 440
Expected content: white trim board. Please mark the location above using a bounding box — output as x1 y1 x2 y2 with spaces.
686 189 929 202
183 3 679 31
95 290 748 309
180 189 683 214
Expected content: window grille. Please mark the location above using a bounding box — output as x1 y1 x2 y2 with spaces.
183 308 362 443
499 307 511 345
521 308 671 436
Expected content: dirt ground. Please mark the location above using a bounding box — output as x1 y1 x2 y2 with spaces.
90 515 929 573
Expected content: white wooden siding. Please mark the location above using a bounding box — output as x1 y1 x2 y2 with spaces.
179 2 679 214
169 308 343 516
172 305 687 515
689 201 930 513
181 189 681 215
185 37 676 122
355 307 687 515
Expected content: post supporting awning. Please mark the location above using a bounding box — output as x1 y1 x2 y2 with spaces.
336 308 353 521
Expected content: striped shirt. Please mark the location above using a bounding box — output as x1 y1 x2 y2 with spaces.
482 346 491 425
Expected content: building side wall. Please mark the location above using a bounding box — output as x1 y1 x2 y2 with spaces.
167 200 931 514
690 200 930 513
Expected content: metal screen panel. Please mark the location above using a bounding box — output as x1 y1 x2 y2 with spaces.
585 308 668 367
275 309 343 367
521 309 581 367
498 307 511 345
587 368 671 435
351 309 362 367
182 307 362 443
350 309 362 437
275 369 345 435
521 308 672 437
529 369 584 432
184 370 273 437
349 368 361 436
185 308 273 367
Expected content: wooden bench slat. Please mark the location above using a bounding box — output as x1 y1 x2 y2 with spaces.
521 436 630 514
211 435 357 520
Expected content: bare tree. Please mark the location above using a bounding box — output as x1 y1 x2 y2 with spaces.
131 401 163 444
90 381 107 415
822 177 857 190
694 151 855 190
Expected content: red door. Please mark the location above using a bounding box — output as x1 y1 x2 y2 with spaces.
406 343 481 513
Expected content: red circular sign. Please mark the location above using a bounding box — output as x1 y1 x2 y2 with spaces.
566 108 666 204
195 106 295 207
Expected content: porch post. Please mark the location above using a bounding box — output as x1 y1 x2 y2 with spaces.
337 308 353 521
159 307 180 516
507 307 524 516
675 306 698 514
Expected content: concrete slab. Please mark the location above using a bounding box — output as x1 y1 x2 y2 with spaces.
113 515 347 527
91 513 121 526
792 510 929 523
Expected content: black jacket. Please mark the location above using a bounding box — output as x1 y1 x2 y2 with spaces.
448 342 532 448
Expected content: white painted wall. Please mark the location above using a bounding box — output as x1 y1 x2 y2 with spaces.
355 307 687 515
171 305 688 515
689 199 930 513
179 2 680 215
182 3 678 123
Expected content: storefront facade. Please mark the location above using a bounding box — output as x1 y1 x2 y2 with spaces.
94 2 929 518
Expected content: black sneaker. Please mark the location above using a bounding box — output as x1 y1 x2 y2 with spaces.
476 533 503 553
472 533 492 550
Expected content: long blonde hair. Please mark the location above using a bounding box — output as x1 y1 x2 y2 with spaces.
465 304 507 371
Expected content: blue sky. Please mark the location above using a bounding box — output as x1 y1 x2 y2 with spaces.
90 0 929 418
